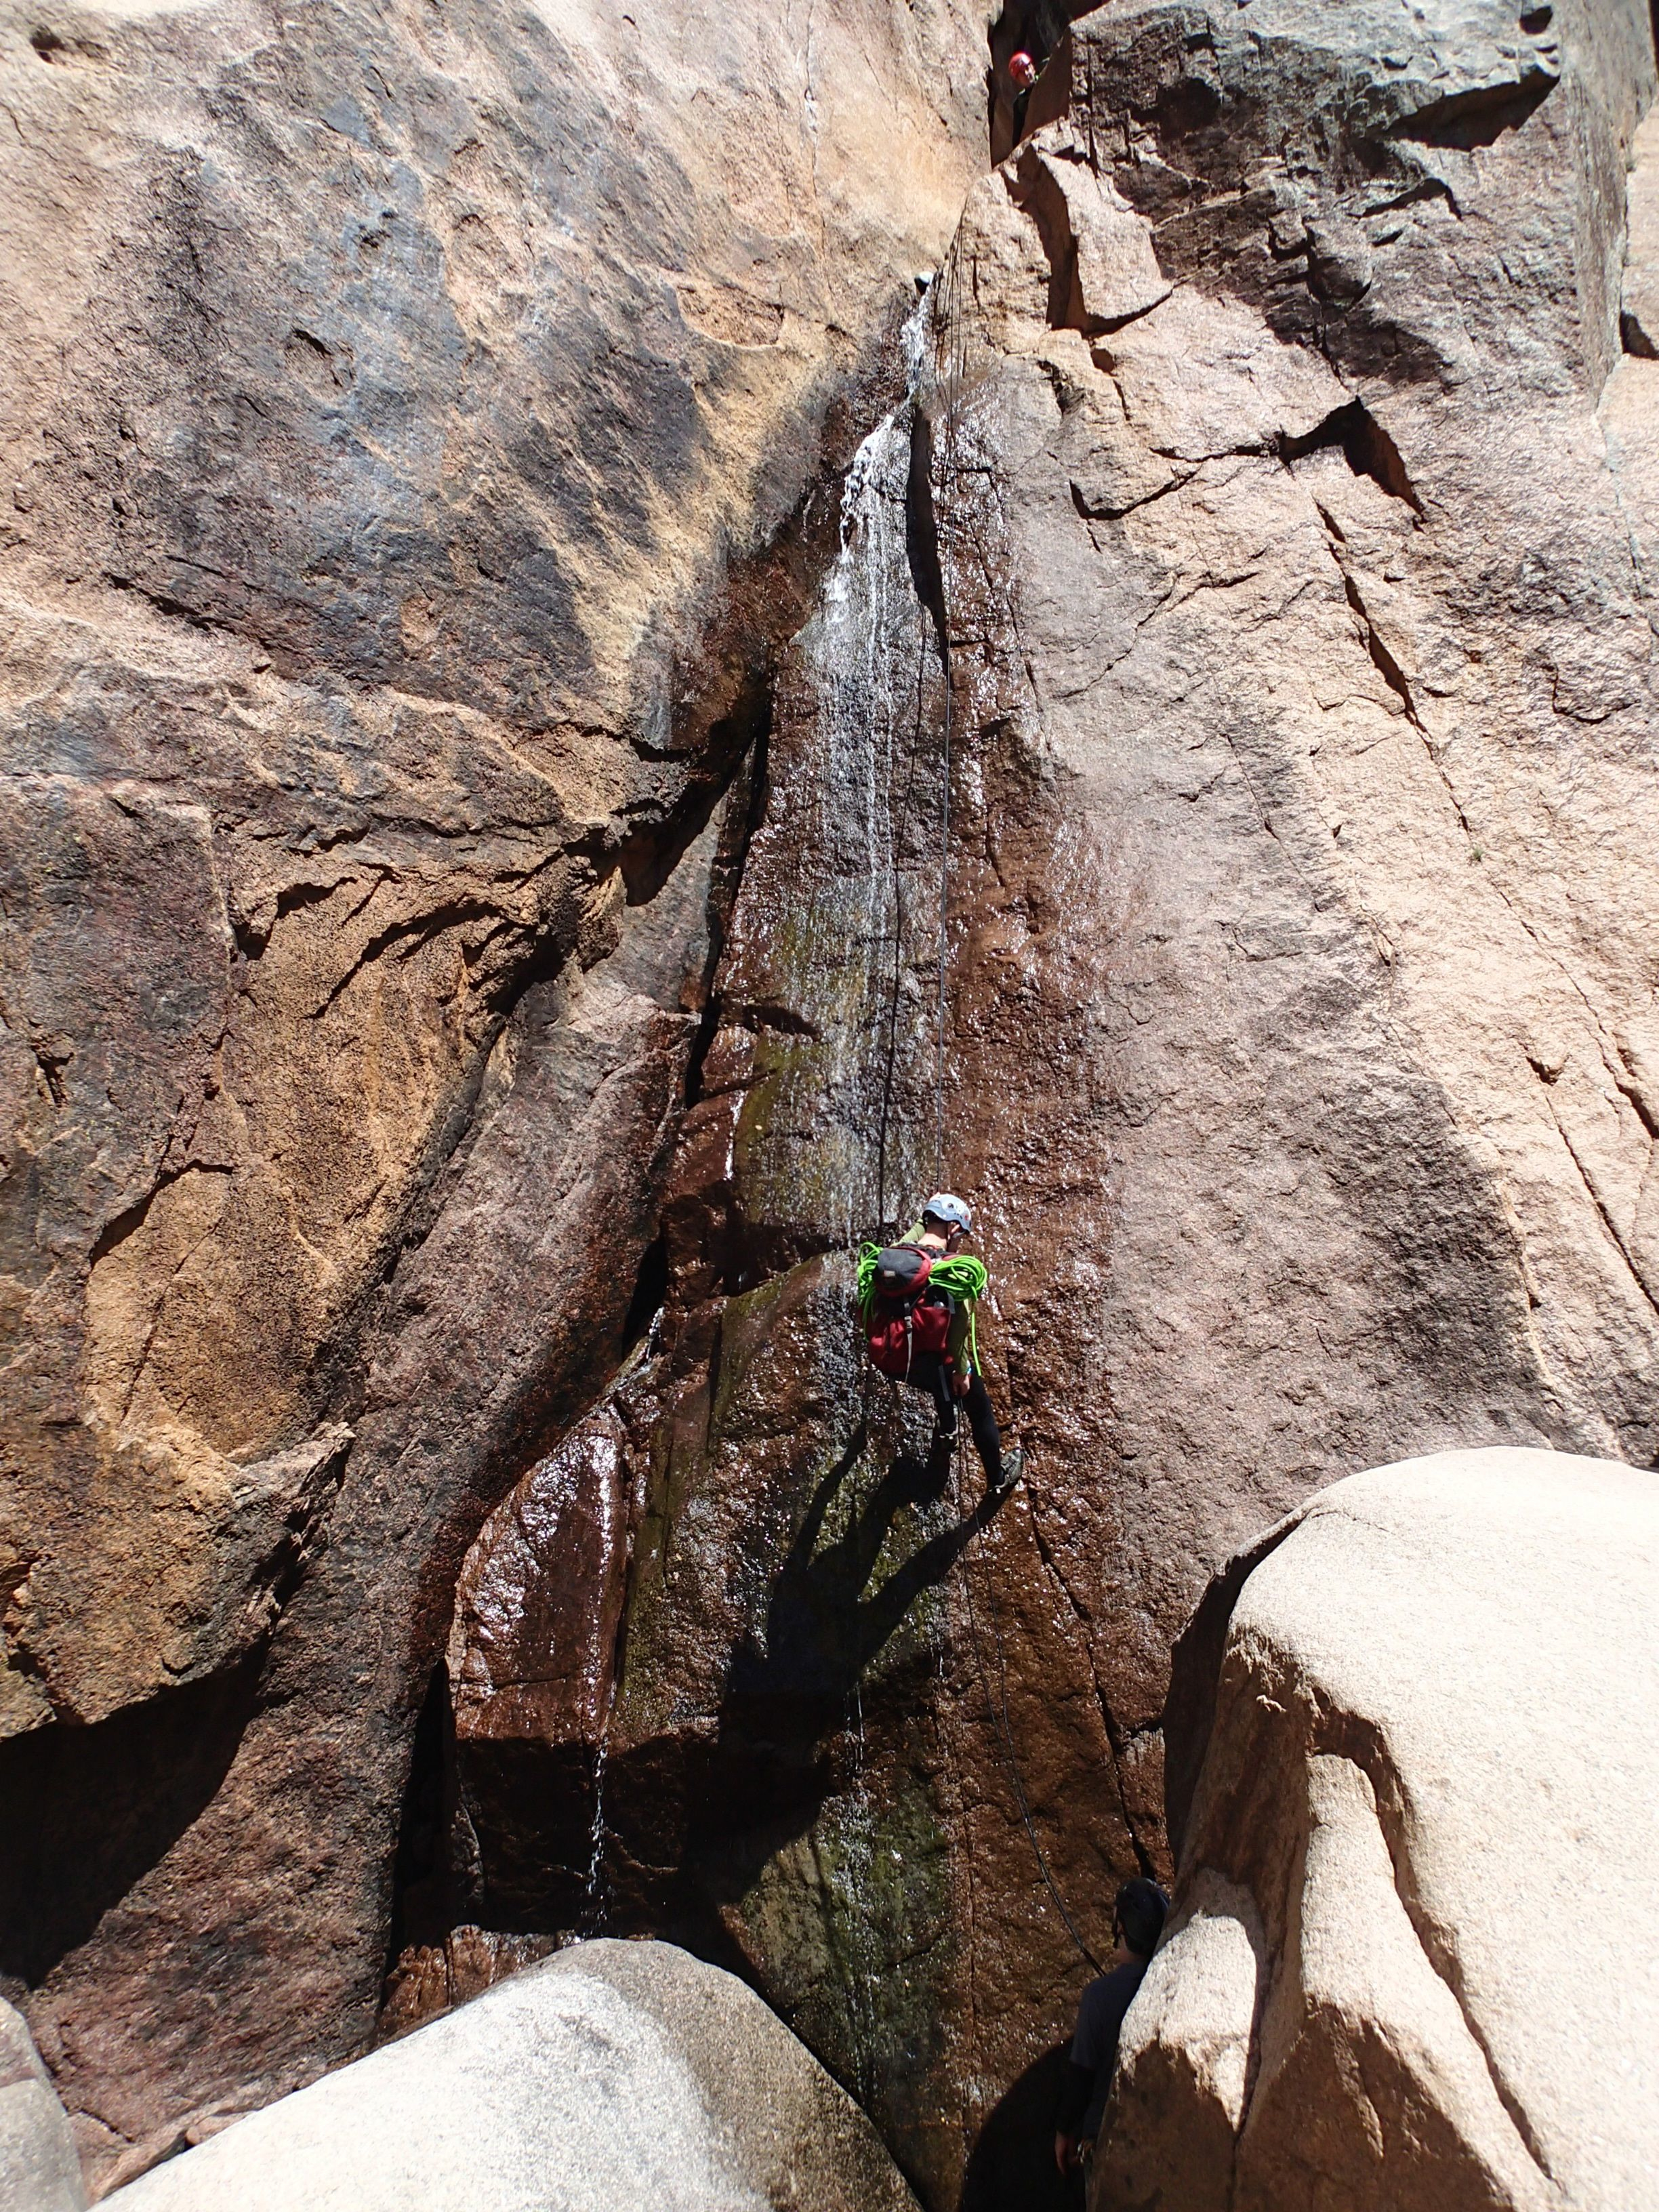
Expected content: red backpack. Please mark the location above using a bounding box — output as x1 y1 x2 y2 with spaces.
864 1245 952 1376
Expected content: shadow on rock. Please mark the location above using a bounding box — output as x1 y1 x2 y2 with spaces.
0 1654 262 1986
726 1422 1004 1717
590 1425 1015 1944
959 2041 1079 2212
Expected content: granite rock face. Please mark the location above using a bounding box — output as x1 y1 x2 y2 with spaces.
0 0 982 1744
0 0 987 2187
105 1938 920 2212
5 0 1659 2205
1096 1448 1659 2211
425 4 1659 2202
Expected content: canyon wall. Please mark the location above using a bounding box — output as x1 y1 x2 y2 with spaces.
3 0 1657 2205
433 0 1659 2198
0 0 990 2190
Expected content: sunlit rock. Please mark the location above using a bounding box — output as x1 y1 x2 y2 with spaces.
0 2001 84 2212
105 1940 918 2212
1095 1448 1659 2211
5 0 1659 2203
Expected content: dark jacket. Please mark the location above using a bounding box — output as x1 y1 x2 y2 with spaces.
1057 1960 1147 2140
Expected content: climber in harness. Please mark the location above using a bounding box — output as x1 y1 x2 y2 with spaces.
857 1195 1023 1491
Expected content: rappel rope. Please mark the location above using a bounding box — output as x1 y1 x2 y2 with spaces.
930 247 966 1186
954 1448 1107 1980
935 595 950 1184
922 263 1106 1983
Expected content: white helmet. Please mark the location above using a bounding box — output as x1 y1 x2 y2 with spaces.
921 1191 972 1231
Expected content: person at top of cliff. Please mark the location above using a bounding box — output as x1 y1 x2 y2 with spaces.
856 1194 1023 1492
1006 46 1040 144
1054 1878 1170 2178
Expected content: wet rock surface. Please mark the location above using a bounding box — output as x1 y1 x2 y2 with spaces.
105 1938 920 2212
0 0 987 2186
3 0 1658 2204
431 348 1150 2200
1099 1448 1659 2211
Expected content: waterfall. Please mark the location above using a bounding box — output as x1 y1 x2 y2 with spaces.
752 291 949 1244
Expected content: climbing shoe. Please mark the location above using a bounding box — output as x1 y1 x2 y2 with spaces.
991 1447 1025 1495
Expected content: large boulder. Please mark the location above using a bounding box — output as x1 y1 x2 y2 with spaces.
0 1998 85 2212
105 1938 918 2212
1095 1447 1659 2211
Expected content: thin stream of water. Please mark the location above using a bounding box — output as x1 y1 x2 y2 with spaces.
793 290 945 1242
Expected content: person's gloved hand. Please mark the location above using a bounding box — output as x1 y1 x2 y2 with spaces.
952 1365 971 1397
1054 2131 1076 2175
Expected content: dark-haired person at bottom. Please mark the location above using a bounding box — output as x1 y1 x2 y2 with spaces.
1054 1878 1170 2181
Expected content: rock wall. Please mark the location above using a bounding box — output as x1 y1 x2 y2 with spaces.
429 1 1659 2199
0 0 989 2188
4 0 1658 2204
432 0 1658 2198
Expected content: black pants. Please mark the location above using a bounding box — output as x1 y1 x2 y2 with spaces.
906 1355 1002 1482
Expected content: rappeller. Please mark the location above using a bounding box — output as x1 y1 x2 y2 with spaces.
857 1193 1024 1492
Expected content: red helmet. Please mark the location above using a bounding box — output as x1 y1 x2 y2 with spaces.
1008 49 1038 89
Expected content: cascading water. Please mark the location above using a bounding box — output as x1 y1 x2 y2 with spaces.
807 298 949 2096
579 1732 609 1933
741 291 951 1244
684 283 981 2139
577 1429 620 1935
440 283 1021 2202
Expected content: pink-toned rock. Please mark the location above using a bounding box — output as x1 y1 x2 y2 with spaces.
1097 1449 1659 2212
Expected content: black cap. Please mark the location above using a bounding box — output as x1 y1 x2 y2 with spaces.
1115 1877 1170 1959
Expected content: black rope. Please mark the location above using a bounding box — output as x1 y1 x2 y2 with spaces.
936 618 949 1185
931 262 962 1191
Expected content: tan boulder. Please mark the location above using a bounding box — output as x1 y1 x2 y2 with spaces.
1097 1447 1659 2211
105 1938 918 2212
0 1999 85 2212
